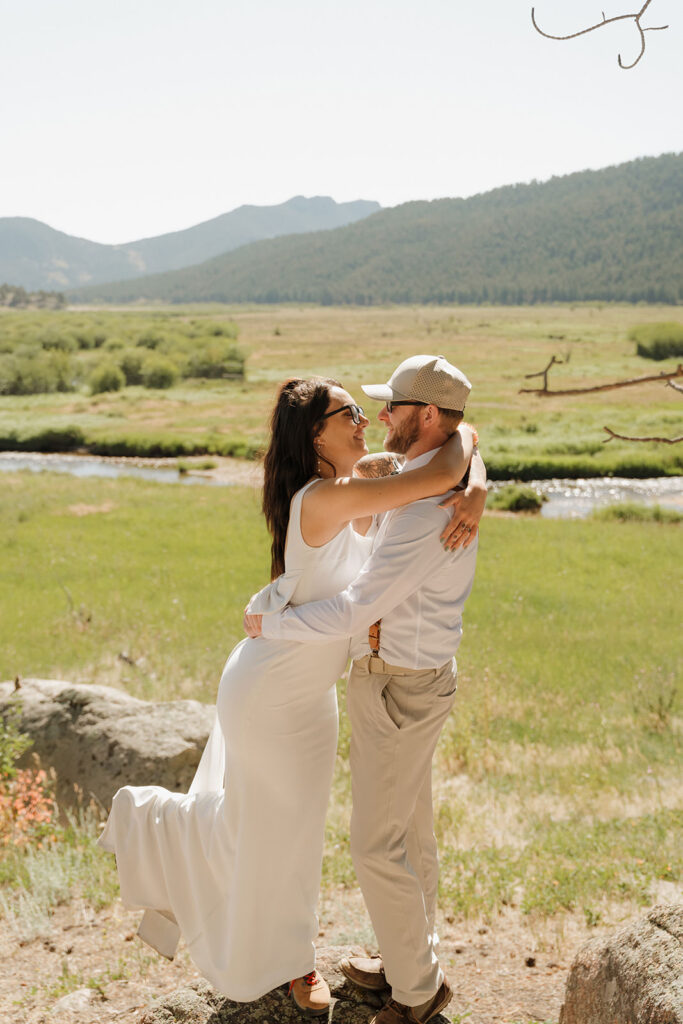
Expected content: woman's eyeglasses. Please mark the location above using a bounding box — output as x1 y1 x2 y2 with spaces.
385 400 425 414
321 404 365 425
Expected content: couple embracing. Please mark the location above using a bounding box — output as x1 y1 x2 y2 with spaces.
99 353 486 1024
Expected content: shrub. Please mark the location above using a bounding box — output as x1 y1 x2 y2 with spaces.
141 354 179 389
103 336 126 351
489 484 547 512
118 349 145 386
629 322 683 360
0 352 75 395
89 361 125 394
0 708 59 851
136 330 165 350
0 709 32 779
40 331 77 353
207 322 238 339
184 340 245 379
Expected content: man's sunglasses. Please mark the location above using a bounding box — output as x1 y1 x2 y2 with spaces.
385 400 425 414
321 403 365 425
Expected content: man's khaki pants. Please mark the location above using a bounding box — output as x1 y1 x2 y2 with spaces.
347 654 457 1007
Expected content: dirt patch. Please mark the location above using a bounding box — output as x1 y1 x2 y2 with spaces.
66 502 116 517
1 893 636 1024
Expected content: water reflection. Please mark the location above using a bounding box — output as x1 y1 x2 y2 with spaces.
488 477 683 519
0 452 228 487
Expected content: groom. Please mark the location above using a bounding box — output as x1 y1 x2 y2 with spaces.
253 354 481 1023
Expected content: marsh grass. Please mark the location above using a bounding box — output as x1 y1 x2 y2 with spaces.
1 472 680 933
593 502 682 524
1 303 682 475
488 485 546 512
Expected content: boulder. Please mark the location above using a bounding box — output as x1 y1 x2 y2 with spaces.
560 903 683 1024
0 678 214 809
137 947 389 1024
51 986 100 1015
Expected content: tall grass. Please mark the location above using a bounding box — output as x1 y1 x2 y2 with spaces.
1 303 682 477
1 472 680 929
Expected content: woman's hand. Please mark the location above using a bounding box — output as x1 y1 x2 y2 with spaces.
439 482 487 550
439 441 487 550
243 609 263 638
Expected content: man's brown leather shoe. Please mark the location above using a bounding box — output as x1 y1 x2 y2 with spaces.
370 979 452 1024
288 970 331 1016
340 954 387 991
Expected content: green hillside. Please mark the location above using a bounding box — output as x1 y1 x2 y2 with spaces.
0 197 380 292
72 153 683 305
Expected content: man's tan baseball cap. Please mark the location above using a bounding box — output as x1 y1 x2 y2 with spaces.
362 354 471 412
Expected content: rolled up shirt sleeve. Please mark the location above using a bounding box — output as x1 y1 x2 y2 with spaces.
261 502 448 644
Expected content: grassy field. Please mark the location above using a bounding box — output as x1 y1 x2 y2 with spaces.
1 303 682 476
1 471 680 945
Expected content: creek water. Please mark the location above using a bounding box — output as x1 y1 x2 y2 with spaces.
1 451 682 518
0 451 227 487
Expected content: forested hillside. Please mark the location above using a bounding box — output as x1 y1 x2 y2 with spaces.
72 153 682 305
0 197 380 291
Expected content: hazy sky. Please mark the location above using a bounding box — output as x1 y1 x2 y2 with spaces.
1 0 680 244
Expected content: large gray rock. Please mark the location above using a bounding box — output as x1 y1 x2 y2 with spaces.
560 904 683 1024
0 678 214 809
137 947 391 1024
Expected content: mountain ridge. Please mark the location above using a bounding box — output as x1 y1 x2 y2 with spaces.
69 153 683 306
0 196 381 291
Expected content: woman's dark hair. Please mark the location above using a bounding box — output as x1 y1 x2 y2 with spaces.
262 376 340 579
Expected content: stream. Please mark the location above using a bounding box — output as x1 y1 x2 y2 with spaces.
1 451 682 518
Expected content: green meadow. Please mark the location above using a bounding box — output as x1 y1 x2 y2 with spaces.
1 471 680 931
1 303 682 476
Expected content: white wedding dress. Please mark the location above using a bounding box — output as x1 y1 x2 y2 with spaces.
98 480 370 1000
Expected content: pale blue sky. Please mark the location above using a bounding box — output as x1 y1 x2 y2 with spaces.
1 0 680 243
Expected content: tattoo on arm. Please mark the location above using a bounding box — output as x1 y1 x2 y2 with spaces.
354 453 404 479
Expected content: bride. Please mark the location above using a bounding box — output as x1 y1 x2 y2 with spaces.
98 375 485 1015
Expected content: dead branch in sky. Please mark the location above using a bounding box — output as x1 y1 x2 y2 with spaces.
520 362 683 396
603 427 683 444
531 0 669 69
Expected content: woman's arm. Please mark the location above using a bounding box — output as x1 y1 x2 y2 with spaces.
302 425 474 546
439 446 487 550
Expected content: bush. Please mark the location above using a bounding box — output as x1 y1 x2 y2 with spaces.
207 322 238 339
0 352 75 395
40 331 77 353
136 330 165 350
89 361 125 394
630 322 683 360
118 349 145 386
142 354 179 389
103 336 126 351
184 340 245 379
489 484 547 512
0 708 59 851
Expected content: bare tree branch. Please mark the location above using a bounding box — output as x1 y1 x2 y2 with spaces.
523 354 566 392
520 362 683 396
603 427 683 444
667 379 683 395
531 0 668 69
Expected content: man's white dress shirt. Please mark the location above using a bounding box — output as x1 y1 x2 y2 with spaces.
261 448 478 668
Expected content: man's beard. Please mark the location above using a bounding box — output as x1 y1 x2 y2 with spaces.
383 408 421 455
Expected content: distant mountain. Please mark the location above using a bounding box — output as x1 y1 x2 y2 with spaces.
71 153 683 306
0 197 381 291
